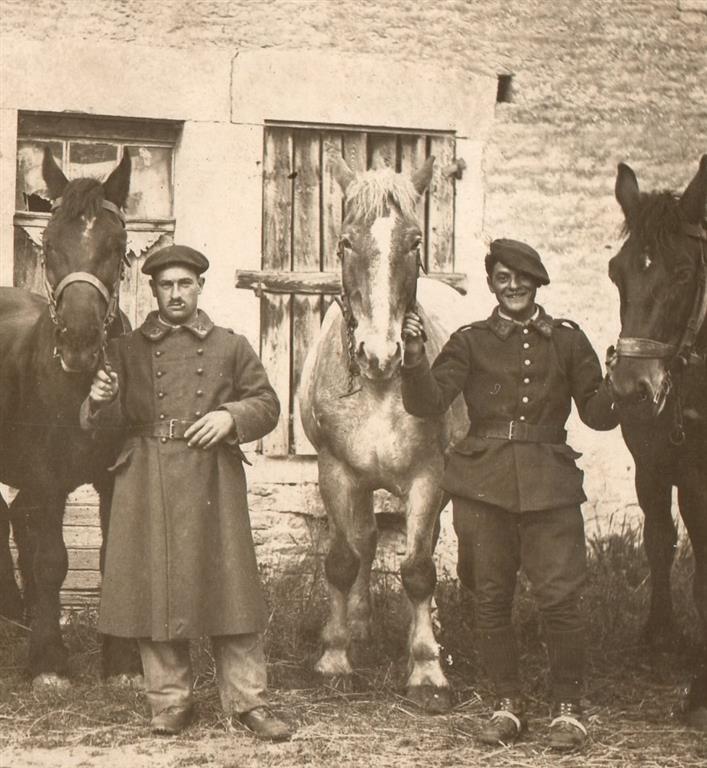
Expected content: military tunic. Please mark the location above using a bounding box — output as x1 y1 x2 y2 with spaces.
401 306 618 512
86 310 279 641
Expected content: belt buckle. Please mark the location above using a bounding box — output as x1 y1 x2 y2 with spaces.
168 418 178 440
508 420 517 440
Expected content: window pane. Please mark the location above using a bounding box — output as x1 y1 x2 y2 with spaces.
15 140 64 211
68 141 119 181
125 145 173 219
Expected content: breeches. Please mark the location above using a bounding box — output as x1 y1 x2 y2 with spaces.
452 497 587 634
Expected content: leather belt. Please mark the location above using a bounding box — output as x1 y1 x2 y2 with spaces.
129 419 195 440
470 420 566 443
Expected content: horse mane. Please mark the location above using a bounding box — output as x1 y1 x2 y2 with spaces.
344 169 422 224
55 178 106 221
622 190 687 270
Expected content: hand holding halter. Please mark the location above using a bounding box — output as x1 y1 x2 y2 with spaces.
89 367 119 407
402 310 427 366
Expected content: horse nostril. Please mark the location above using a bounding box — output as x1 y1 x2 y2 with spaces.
357 341 366 358
394 341 402 359
636 379 651 403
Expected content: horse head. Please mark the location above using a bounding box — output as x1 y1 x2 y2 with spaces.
41 147 130 373
331 154 434 381
607 155 707 420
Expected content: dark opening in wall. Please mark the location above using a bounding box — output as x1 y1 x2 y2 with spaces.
496 74 514 103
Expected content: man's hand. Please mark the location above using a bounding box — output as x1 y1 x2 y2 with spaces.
184 410 235 449
402 310 426 366
89 368 119 407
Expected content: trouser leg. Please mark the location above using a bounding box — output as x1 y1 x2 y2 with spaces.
138 638 193 716
521 506 587 701
453 497 521 697
212 633 268 716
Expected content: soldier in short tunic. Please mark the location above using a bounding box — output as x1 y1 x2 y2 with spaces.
401 239 618 750
82 244 291 741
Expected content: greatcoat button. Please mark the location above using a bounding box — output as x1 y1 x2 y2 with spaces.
197 368 204 375
522 328 529 334
195 411 203 417
156 370 164 378
524 359 531 366
159 413 166 420
519 415 526 421
522 396 529 403
155 350 162 357
157 392 165 399
196 390 204 396
197 348 204 355
523 342 530 349
523 377 530 384
160 437 167 444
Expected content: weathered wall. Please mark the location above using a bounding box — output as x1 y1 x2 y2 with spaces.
1 0 706 589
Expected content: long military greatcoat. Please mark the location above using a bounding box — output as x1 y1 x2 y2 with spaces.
85 310 279 640
401 306 618 512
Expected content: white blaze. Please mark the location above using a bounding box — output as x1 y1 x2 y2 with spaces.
368 214 396 341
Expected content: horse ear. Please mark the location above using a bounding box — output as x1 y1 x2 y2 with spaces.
679 154 707 224
411 156 435 196
103 149 131 209
615 162 640 223
42 146 69 200
330 154 356 194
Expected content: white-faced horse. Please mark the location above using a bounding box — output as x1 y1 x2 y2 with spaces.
299 156 468 712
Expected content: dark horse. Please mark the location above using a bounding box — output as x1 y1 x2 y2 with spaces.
607 154 707 727
0 148 138 687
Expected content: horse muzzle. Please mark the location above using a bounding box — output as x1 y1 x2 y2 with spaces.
356 338 403 381
607 361 671 420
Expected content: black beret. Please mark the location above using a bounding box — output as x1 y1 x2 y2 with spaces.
141 245 209 276
485 238 550 286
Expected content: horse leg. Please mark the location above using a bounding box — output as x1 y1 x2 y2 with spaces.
401 471 451 714
676 475 707 728
0 492 23 623
94 474 143 686
10 489 38 623
636 466 679 647
28 492 70 687
315 450 369 681
346 499 377 666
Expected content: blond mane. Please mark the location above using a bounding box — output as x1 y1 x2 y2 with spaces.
344 168 422 225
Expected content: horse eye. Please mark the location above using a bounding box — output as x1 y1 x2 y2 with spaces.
340 236 352 250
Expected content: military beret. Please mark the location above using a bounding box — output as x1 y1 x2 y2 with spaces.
485 238 550 286
141 245 210 276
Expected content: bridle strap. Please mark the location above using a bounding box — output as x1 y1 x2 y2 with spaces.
51 197 126 226
614 337 677 359
54 271 112 305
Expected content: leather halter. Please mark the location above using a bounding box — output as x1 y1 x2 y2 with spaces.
609 221 707 369
334 235 424 396
43 197 127 357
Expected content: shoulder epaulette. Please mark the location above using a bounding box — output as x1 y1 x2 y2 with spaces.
552 318 580 330
459 320 487 332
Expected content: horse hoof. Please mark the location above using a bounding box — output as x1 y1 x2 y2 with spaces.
317 673 354 693
106 673 145 690
32 673 71 691
405 685 453 714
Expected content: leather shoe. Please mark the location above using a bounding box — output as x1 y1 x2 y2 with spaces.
548 701 588 751
150 704 194 735
239 706 292 741
478 697 526 746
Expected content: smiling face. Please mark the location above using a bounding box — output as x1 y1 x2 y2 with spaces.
150 265 204 325
487 261 539 321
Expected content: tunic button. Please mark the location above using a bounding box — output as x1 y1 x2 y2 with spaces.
522 396 529 403
155 350 162 357
519 415 526 421
157 392 165 399
195 411 203 417
523 342 530 349
160 437 167 444
197 348 204 355
159 413 166 420
197 368 204 375
524 359 531 366
196 390 204 396
522 328 529 335
523 377 530 384
156 370 164 378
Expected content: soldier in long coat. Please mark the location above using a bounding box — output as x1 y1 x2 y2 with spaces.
83 244 291 741
401 239 618 751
